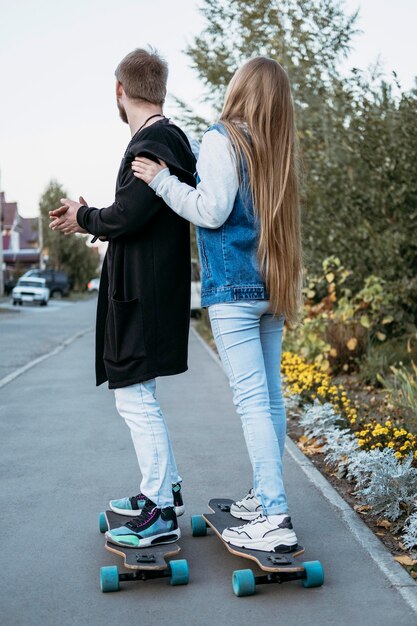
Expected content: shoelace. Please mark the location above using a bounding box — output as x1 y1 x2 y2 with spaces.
126 506 156 530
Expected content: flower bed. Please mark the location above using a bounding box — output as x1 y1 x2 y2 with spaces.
282 352 417 461
282 351 417 573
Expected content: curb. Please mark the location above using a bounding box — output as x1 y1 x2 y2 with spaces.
190 325 417 615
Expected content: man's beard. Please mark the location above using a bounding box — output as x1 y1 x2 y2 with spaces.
117 98 128 124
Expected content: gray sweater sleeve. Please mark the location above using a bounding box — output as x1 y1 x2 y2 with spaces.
149 129 239 229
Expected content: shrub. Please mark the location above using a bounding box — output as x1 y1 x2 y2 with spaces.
298 401 342 442
378 362 417 430
402 512 417 551
285 258 396 374
347 449 417 522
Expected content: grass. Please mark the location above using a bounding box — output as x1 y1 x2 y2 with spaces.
65 291 96 302
358 336 417 386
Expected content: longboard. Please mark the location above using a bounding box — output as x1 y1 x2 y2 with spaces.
98 510 189 592
191 498 324 596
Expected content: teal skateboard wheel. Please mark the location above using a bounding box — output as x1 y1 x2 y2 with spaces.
100 565 120 592
191 515 208 537
232 569 256 597
302 560 324 588
99 512 108 533
169 559 189 585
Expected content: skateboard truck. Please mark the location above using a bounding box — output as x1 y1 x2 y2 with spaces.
255 571 306 586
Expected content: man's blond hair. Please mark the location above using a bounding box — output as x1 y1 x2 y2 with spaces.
115 47 168 104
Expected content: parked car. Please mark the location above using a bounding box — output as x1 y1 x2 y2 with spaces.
191 259 202 318
22 269 71 298
12 277 50 306
87 277 100 292
4 277 16 296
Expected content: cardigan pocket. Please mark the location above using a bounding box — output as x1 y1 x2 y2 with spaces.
103 297 146 363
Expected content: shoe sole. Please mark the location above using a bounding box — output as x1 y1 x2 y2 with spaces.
106 528 181 548
109 503 143 516
222 530 298 552
109 503 185 517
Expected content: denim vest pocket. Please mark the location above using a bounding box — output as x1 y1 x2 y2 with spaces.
103 297 146 363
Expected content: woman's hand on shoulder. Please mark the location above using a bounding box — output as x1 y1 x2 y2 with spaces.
131 157 168 184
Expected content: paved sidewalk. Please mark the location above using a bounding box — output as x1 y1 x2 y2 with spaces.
0 324 416 625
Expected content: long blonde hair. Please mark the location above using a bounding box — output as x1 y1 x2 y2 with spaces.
220 56 302 326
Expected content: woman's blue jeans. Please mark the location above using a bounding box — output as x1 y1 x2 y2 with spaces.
209 300 288 515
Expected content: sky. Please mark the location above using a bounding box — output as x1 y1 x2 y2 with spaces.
0 0 416 218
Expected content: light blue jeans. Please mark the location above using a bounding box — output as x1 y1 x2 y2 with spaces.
114 379 181 509
209 301 288 515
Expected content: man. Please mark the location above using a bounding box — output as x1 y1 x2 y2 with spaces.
50 48 196 548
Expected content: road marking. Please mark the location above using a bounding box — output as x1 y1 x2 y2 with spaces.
0 326 94 390
190 325 417 615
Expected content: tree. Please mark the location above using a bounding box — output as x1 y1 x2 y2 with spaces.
39 181 99 290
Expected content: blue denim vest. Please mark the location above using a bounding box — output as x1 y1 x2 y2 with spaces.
196 123 268 308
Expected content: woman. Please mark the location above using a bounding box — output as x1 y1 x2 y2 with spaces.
132 56 302 552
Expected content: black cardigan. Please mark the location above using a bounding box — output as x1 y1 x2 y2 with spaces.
77 119 196 388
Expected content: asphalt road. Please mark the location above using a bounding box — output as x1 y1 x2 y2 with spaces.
1 300 416 625
0 296 96 382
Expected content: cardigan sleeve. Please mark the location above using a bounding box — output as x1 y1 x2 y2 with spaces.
77 162 163 239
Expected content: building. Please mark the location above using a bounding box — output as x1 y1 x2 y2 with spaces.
1 191 40 276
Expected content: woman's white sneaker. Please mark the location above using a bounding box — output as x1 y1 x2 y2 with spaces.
222 513 298 552
230 488 262 520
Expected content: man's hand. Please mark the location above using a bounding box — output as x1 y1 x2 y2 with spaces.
49 196 88 235
131 157 168 184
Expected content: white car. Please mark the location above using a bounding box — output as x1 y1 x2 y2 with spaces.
87 277 100 292
12 277 50 306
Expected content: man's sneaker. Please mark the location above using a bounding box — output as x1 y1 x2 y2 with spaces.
230 488 262 521
109 482 185 517
222 513 298 552
106 500 180 548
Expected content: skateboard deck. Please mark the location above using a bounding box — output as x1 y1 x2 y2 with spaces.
191 498 324 596
98 510 189 592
